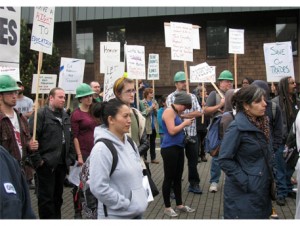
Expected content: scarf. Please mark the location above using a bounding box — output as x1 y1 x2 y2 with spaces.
245 112 270 143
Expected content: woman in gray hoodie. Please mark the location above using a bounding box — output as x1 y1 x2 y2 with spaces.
89 99 148 219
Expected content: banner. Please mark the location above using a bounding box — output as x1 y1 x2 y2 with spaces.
31 74 57 94
100 42 121 73
103 62 124 101
126 45 146 79
229 28 244 54
147 54 159 80
190 63 216 83
0 7 20 68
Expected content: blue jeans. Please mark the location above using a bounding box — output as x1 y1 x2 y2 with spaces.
209 156 221 184
274 144 295 198
185 135 200 186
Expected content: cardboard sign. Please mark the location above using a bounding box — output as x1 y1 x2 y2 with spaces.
126 45 146 79
0 7 20 68
103 62 124 102
170 22 193 62
147 54 159 80
30 7 55 55
100 42 121 73
31 74 57 94
264 41 294 82
58 57 85 94
229 28 244 54
190 63 216 83
0 66 20 81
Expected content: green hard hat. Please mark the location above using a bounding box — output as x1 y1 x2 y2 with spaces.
174 71 186 82
218 70 233 81
75 83 95 98
0 75 21 93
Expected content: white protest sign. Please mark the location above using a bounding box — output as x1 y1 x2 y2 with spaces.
190 63 216 83
164 22 200 49
126 45 146 79
58 58 85 94
229 28 244 54
30 7 55 55
0 66 20 81
0 7 20 68
263 41 294 82
100 42 121 73
31 74 57 94
170 22 193 62
103 62 125 101
147 54 159 80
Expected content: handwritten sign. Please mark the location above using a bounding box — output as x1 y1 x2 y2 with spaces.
30 7 55 55
164 22 200 49
58 57 85 94
229 28 244 54
0 7 20 68
126 45 146 79
147 54 159 80
0 66 20 81
31 74 57 94
100 42 121 73
103 62 124 101
263 41 294 82
190 63 216 83
170 22 193 62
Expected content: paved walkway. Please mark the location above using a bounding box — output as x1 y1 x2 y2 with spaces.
29 148 297 219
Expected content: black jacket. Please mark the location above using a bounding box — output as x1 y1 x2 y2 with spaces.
0 146 36 219
29 106 76 169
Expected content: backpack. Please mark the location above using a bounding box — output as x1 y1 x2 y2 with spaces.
204 112 234 157
79 137 136 219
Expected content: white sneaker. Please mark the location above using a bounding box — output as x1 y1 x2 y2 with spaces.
209 182 218 193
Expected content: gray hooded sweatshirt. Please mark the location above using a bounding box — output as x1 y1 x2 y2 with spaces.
89 125 148 219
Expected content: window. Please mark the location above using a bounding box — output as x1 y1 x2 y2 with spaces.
76 28 94 63
276 17 297 55
206 20 228 59
107 26 126 61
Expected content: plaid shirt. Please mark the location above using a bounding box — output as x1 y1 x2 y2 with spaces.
166 91 202 136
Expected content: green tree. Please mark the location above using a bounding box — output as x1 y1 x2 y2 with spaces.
19 19 60 97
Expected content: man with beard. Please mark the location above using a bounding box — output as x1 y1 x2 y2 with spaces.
29 87 76 219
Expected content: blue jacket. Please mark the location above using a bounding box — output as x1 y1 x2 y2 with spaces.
0 146 35 219
218 112 272 219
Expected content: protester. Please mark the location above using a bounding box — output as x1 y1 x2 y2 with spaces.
0 145 36 219
204 70 233 193
113 74 149 164
218 85 272 219
241 77 254 88
157 94 168 144
166 71 203 194
29 87 76 219
161 91 196 217
139 87 159 164
272 76 300 206
0 75 38 164
89 98 148 219
70 83 98 219
15 80 35 189
90 81 103 103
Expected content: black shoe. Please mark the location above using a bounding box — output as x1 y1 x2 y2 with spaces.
74 212 82 219
287 191 297 199
276 197 286 206
64 178 74 188
188 184 203 194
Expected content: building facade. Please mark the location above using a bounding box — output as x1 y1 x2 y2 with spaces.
22 7 300 95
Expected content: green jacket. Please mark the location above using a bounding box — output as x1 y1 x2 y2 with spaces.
139 99 159 135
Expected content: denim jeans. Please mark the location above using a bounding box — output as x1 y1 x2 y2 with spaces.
274 144 295 198
209 156 221 184
185 135 200 185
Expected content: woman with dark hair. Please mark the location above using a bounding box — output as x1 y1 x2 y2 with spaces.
241 77 254 88
89 99 148 219
218 85 273 219
272 76 300 206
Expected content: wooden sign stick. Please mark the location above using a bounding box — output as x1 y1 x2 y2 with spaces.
234 54 238 89
211 82 224 98
184 61 190 93
33 51 43 141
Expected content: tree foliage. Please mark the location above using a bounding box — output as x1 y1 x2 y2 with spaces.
19 19 60 97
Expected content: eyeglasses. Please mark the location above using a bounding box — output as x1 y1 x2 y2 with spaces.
289 81 296 84
3 91 18 96
123 89 136 95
